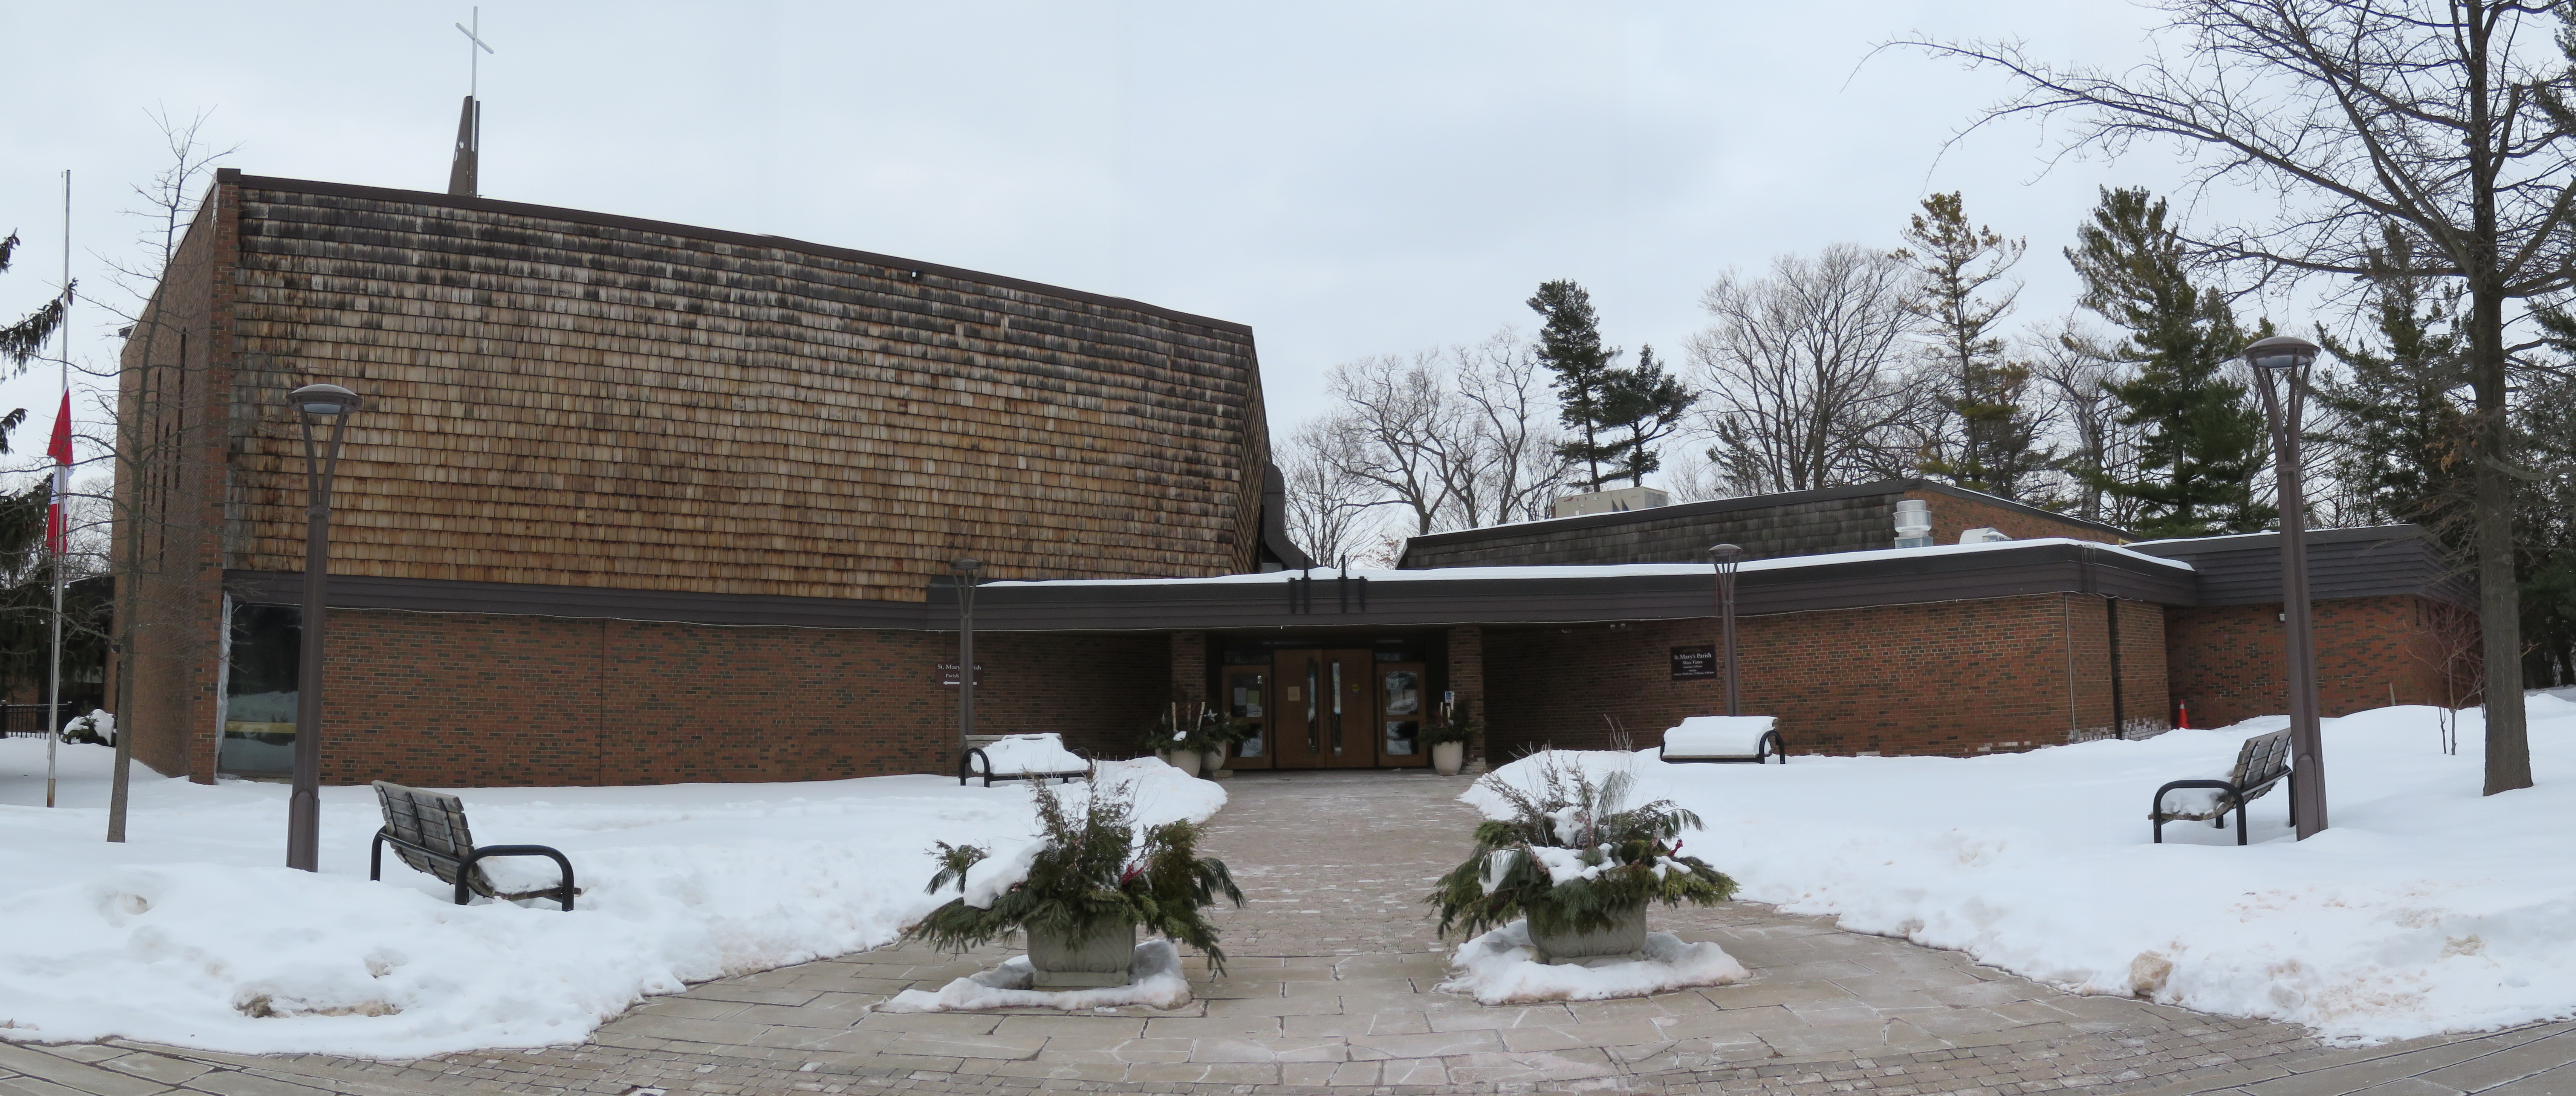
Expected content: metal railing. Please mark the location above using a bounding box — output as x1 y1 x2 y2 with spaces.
0 704 61 738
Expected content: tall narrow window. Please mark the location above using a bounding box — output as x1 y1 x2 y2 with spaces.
222 604 301 774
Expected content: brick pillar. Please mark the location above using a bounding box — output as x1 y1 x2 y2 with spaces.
1448 625 1486 771
1170 631 1208 705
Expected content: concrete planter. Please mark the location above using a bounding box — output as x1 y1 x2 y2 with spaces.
1160 749 1201 778
1431 741 1466 776
1026 923 1138 988
1528 905 1648 965
1200 749 1227 778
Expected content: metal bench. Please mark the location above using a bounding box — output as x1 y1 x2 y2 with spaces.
2150 729 2294 845
959 732 1092 787
370 781 579 911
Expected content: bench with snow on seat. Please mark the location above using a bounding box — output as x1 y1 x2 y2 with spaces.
959 732 1092 787
1658 715 1785 764
370 781 579 910
2149 728 2294 846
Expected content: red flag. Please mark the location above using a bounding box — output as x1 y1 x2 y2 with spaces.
45 391 70 555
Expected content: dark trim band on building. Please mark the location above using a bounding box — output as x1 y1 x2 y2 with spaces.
226 541 2189 634
2128 526 2468 607
931 540 2198 631
224 530 2454 637
219 170 1253 338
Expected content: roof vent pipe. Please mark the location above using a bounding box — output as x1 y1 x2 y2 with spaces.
1893 499 1934 549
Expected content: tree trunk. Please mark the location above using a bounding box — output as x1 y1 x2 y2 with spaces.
2469 278 2531 794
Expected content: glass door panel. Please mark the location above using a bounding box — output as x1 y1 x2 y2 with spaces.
1225 669 1272 769
1376 662 1428 766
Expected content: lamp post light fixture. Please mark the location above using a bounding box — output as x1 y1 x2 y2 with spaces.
2245 334 2328 840
952 558 981 757
1711 543 1745 717
285 382 360 872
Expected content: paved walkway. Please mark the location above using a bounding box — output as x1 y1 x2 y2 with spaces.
9 771 2573 1095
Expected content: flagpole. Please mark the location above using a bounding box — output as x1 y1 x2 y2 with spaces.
46 170 67 809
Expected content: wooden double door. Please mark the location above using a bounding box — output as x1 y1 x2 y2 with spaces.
1221 649 1429 769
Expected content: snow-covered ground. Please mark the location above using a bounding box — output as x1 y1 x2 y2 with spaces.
0 743 1222 1057
1468 695 2576 1044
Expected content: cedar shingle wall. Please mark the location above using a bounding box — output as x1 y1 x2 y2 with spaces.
217 183 1267 601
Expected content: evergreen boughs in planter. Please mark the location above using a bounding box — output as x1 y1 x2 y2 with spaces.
1431 753 1737 939
902 772 1248 972
1416 714 1481 747
1137 702 1243 758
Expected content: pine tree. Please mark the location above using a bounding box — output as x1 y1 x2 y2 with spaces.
1599 344 1696 488
2312 225 2474 543
1528 280 1625 491
2067 187 2270 538
1896 193 2051 501
1 232 71 367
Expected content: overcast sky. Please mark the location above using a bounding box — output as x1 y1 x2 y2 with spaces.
2 1 2251 484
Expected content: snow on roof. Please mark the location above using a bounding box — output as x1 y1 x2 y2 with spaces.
2123 524 2421 550
986 537 2192 589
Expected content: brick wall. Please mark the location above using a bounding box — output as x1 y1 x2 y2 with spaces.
290 610 1163 787
1446 625 1485 766
113 174 242 783
1483 593 2165 758
2164 595 2471 728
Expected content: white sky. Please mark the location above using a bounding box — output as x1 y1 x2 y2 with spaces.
0 1 2259 485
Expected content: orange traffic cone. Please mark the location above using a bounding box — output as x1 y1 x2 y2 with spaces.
2177 700 2190 730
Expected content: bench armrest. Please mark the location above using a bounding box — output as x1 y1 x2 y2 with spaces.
461 844 578 911
2151 778 2245 819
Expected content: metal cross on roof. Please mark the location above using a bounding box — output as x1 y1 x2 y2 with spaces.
455 7 496 98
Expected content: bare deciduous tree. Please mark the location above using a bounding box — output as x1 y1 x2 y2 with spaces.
1689 244 1928 494
1279 420 1383 569
1317 352 1463 538
1907 0 2575 792
2028 318 2146 528
1446 331 1573 526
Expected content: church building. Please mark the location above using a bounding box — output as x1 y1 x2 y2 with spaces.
107 173 2474 787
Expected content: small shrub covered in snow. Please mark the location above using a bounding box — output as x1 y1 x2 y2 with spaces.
1431 751 1737 940
902 771 1246 971
60 709 112 745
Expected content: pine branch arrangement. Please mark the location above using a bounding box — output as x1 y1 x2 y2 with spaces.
1430 752 1736 939
902 772 1247 972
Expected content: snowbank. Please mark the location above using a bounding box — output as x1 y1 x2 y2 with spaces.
1468 698 2576 1044
0 746 1222 1056
1440 922 1749 1004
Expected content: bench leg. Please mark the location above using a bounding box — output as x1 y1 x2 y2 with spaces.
2152 818 2163 844
370 830 387 882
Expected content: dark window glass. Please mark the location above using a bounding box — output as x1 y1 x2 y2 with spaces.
222 604 301 774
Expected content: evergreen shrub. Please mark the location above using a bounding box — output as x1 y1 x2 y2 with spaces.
902 772 1247 972
1431 752 1737 939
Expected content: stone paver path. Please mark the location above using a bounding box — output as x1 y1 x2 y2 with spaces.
11 770 2574 1095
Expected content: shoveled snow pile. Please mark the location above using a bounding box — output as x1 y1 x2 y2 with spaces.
1440 922 1749 1004
879 939 1192 1012
0 746 1221 1057
1469 696 2576 1043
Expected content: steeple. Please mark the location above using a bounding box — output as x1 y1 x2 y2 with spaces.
446 8 495 197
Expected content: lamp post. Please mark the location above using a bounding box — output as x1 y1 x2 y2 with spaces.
1711 543 1744 717
952 558 981 756
2245 335 2327 839
286 382 360 872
